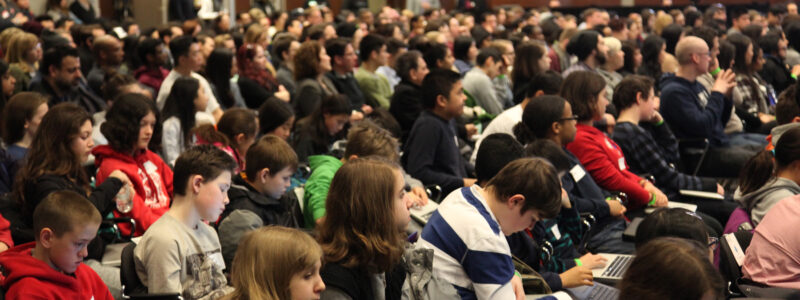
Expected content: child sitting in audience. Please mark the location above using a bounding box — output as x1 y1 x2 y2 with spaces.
477 134 601 291
736 126 800 226
0 191 113 299
93 93 173 236
1 92 48 163
304 120 426 228
134 145 236 299
563 71 669 209
291 94 351 163
218 135 299 267
258 96 295 140
420 158 563 299
403 69 476 195
635 208 715 256
13 103 130 245
223 226 325 300
194 108 259 173
619 237 725 299
162 76 211 166
317 158 411 299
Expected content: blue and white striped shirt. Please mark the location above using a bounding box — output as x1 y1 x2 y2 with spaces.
419 186 515 300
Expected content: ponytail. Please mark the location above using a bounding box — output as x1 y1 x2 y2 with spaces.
193 124 231 147
738 150 775 196
513 122 537 145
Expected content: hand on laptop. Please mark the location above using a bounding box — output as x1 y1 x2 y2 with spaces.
579 253 608 269
560 266 594 288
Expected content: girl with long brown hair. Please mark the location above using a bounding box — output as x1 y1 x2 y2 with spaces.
317 158 411 300
13 103 130 244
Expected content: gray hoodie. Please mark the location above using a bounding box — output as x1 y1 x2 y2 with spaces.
735 177 800 226
770 123 800 146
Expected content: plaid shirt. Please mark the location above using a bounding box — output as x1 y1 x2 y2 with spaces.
612 122 717 196
532 205 582 273
732 74 774 116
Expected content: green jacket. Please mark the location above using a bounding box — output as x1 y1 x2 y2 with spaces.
354 66 392 109
303 155 343 229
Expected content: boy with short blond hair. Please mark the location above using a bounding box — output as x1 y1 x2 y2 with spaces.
0 190 113 299
135 145 237 300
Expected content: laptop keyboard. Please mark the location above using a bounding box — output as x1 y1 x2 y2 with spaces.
589 284 619 300
601 256 633 278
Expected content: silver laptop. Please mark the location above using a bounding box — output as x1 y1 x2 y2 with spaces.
409 201 439 224
591 253 635 285
567 282 620 300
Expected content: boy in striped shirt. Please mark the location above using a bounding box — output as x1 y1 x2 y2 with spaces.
419 158 563 299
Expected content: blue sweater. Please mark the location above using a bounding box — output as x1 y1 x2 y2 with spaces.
403 110 465 195
660 74 733 147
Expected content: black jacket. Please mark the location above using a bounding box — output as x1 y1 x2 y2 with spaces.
760 54 795 96
390 81 424 142
320 262 405 300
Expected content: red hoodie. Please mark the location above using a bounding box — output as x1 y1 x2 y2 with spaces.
0 213 13 249
0 242 113 300
92 145 173 236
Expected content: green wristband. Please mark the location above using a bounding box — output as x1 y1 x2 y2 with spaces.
575 258 583 267
710 67 721 76
514 270 522 279
648 193 657 206
655 119 665 126
793 74 798 80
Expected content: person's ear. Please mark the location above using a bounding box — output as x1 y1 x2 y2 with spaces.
348 154 358 161
635 91 643 105
258 167 271 182
191 174 204 194
534 90 545 97
235 133 247 145
507 194 526 210
792 116 800 123
436 94 449 108
39 228 55 248
551 121 561 135
48 65 57 76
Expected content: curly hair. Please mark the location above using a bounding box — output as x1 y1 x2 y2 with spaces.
237 43 278 92
101 93 159 153
293 41 323 81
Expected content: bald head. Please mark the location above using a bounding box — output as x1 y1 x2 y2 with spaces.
675 36 709 65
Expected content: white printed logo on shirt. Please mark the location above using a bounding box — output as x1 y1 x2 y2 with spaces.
137 160 169 209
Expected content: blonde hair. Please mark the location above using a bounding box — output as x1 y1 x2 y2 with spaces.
245 24 267 45
225 226 323 300
0 27 23 51
653 14 674 36
5 32 38 73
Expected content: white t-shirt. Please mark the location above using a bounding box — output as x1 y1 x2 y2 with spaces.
470 104 524 164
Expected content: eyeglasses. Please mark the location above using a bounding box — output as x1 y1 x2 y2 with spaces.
558 115 579 122
708 236 719 251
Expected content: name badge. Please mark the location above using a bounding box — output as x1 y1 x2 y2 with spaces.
551 225 562 240
618 157 626 171
570 165 586 182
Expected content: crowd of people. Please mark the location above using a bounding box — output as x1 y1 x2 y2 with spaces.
0 0 800 299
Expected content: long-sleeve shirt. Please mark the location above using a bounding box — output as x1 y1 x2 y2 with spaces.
743 195 800 289
354 67 392 109
389 80 424 142
612 122 717 197
462 67 504 115
403 110 466 195
566 124 650 208
660 74 733 147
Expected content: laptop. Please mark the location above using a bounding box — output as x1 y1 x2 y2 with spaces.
591 253 635 285
409 201 439 224
567 282 620 300
644 201 697 214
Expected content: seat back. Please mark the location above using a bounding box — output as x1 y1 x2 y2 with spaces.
120 242 147 297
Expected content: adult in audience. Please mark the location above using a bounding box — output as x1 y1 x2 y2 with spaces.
562 30 608 77
453 35 477 75
134 38 170 95
759 31 798 95
728 33 777 134
660 36 761 178
29 45 105 114
376 38 408 90
355 34 393 109
636 35 666 91
511 40 550 105
292 40 337 119
205 48 245 109
389 50 429 142
86 35 124 96
272 34 300 97
598 36 624 101
325 37 369 114
237 43 288 109
462 47 504 115
155 36 222 121
5 32 39 93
